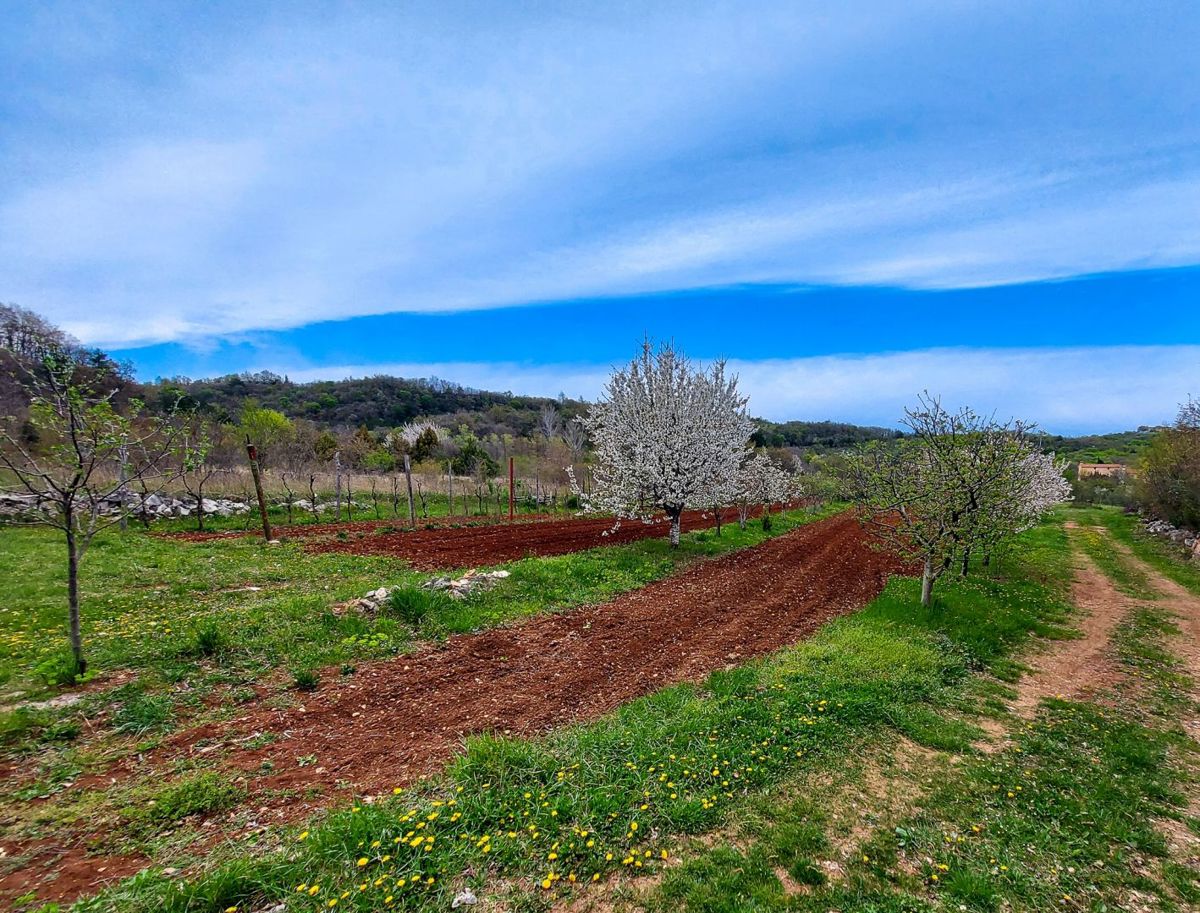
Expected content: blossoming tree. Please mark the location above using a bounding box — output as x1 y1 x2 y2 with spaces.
842 394 1070 605
734 451 799 529
574 341 754 547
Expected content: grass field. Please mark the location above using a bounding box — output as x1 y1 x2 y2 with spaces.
4 507 1198 912
0 505 834 703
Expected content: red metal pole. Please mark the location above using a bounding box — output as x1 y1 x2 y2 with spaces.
508 456 515 521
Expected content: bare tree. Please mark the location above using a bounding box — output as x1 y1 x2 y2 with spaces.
180 422 220 532
535 404 561 505
279 470 298 526
561 417 588 481
0 356 196 676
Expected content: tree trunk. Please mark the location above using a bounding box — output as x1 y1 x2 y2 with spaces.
921 557 935 607
195 490 205 532
246 442 273 542
404 454 416 526
308 474 319 523
960 547 971 577
667 506 682 548
982 551 992 568
65 521 86 676
448 464 454 517
117 446 129 532
714 506 722 536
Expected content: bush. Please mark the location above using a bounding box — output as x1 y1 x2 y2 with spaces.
292 668 320 692
191 620 227 657
761 512 773 531
387 586 451 626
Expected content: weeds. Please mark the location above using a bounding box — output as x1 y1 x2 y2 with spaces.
190 620 228 657
131 771 245 826
292 668 320 692
112 690 174 735
387 586 451 626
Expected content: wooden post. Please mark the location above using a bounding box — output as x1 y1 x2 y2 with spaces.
334 451 343 521
404 454 416 526
245 440 273 541
448 462 454 517
508 456 515 521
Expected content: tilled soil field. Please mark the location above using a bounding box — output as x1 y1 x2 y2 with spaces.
306 506 759 568
215 511 904 805
164 512 557 542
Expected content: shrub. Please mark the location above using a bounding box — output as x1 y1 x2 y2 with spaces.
387 586 451 626
292 668 319 692
761 512 773 531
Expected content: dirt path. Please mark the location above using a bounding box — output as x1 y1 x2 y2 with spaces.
1106 538 1200 682
1011 534 1129 715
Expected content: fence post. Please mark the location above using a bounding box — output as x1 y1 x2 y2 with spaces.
245 440 273 542
404 453 416 526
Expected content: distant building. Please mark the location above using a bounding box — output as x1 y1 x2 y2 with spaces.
1077 462 1132 479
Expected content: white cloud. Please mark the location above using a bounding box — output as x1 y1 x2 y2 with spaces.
268 346 1196 434
1 2 1198 347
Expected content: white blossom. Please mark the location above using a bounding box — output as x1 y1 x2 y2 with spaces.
573 341 754 546
733 452 799 527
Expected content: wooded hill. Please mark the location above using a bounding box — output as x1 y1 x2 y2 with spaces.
146 371 904 449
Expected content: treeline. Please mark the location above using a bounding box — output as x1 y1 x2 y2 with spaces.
152 372 905 449
147 372 590 440
1139 400 1200 529
1041 429 1158 466
752 419 900 449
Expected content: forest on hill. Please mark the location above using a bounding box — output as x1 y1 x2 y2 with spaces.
146 370 903 450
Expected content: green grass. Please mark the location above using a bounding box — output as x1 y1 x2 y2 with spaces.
82 524 1078 913
0 506 837 887
643 518 1200 913
0 504 833 704
1071 505 1200 595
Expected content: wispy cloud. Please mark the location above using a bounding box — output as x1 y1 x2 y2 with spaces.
2 2 1198 348
268 346 1195 435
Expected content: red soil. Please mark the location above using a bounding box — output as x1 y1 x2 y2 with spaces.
163 512 556 542
305 506 764 568
211 511 902 807
2 510 903 906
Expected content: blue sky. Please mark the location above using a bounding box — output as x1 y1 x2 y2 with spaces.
2 1 1198 432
